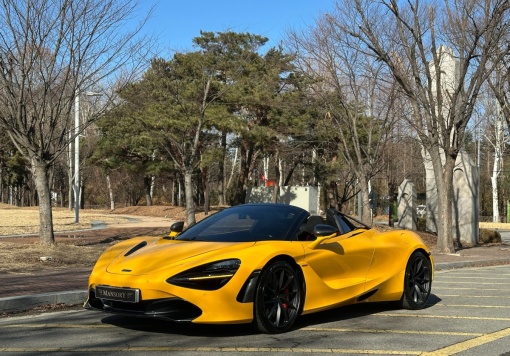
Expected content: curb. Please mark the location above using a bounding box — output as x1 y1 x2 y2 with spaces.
0 290 87 313
435 258 510 271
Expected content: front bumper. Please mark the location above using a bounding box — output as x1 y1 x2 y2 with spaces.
85 268 258 324
84 289 202 321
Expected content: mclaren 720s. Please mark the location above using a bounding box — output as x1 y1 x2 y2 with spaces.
85 203 433 334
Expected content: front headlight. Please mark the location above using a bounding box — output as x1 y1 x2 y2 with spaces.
167 259 241 290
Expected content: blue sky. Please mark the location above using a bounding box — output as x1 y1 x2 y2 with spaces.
139 1 336 55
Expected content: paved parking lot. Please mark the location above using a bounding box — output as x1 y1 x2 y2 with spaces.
1 265 510 355
417 265 510 355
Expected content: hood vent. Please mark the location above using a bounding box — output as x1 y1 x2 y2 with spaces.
124 241 147 257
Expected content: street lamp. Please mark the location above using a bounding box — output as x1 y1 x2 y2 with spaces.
74 90 102 223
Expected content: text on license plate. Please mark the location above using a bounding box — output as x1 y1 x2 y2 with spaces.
96 286 140 303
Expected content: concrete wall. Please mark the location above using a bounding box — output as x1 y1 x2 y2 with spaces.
398 179 417 230
423 150 479 245
453 151 479 245
246 186 320 214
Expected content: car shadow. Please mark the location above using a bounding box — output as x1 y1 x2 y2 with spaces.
427 293 442 305
100 293 442 336
295 293 441 329
101 314 258 336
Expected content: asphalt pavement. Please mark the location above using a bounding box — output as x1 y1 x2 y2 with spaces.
499 229 510 243
1 223 510 314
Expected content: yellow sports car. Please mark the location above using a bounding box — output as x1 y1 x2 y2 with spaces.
85 203 433 333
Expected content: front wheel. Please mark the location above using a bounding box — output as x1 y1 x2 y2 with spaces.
400 251 432 310
253 260 302 333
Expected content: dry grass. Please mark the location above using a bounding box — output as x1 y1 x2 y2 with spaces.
0 204 205 273
0 203 129 235
0 242 105 274
479 221 510 229
0 204 171 273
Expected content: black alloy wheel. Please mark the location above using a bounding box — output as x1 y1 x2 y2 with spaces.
400 251 432 310
253 260 302 333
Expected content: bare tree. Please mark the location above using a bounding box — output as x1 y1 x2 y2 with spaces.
0 0 152 245
325 0 510 252
477 89 508 222
287 14 398 225
489 46 510 129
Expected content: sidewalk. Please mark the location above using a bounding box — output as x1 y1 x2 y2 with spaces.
1 228 510 314
432 243 510 269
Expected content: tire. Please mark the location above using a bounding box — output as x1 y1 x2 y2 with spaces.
253 260 302 333
400 251 432 310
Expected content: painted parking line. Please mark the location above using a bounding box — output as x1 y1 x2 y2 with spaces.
303 327 481 336
2 323 113 329
0 323 482 337
435 276 510 280
432 303 510 309
376 313 510 321
432 287 510 291
433 281 509 285
422 327 510 356
0 347 424 354
440 294 510 299
436 268 510 276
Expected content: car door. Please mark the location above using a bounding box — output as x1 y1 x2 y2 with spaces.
304 229 375 299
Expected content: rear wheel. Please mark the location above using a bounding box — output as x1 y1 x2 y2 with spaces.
253 260 302 333
400 251 432 309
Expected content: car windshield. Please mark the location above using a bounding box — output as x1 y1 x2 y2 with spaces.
176 204 308 242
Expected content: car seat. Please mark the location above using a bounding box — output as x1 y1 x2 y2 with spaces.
298 215 323 241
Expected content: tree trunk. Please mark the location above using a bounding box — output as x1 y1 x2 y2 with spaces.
184 168 196 226
358 174 372 226
178 176 183 207
144 175 152 206
106 174 115 210
201 166 209 215
150 175 155 201
232 145 248 205
68 139 73 211
283 158 300 186
226 147 238 193
434 152 456 253
219 131 227 206
31 158 55 245
388 182 396 227
492 119 503 223
171 176 176 206
80 178 85 209
492 175 500 223
271 150 280 204
0 170 3 203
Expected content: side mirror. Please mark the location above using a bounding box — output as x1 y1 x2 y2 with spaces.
307 224 339 249
167 221 184 239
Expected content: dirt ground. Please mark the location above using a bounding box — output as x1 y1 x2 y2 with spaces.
0 203 504 274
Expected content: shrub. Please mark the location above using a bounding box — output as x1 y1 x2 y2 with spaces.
479 229 502 244
417 217 427 231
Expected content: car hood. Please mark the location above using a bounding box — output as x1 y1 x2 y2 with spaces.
106 239 256 275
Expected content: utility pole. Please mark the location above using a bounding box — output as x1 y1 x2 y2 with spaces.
74 91 102 223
